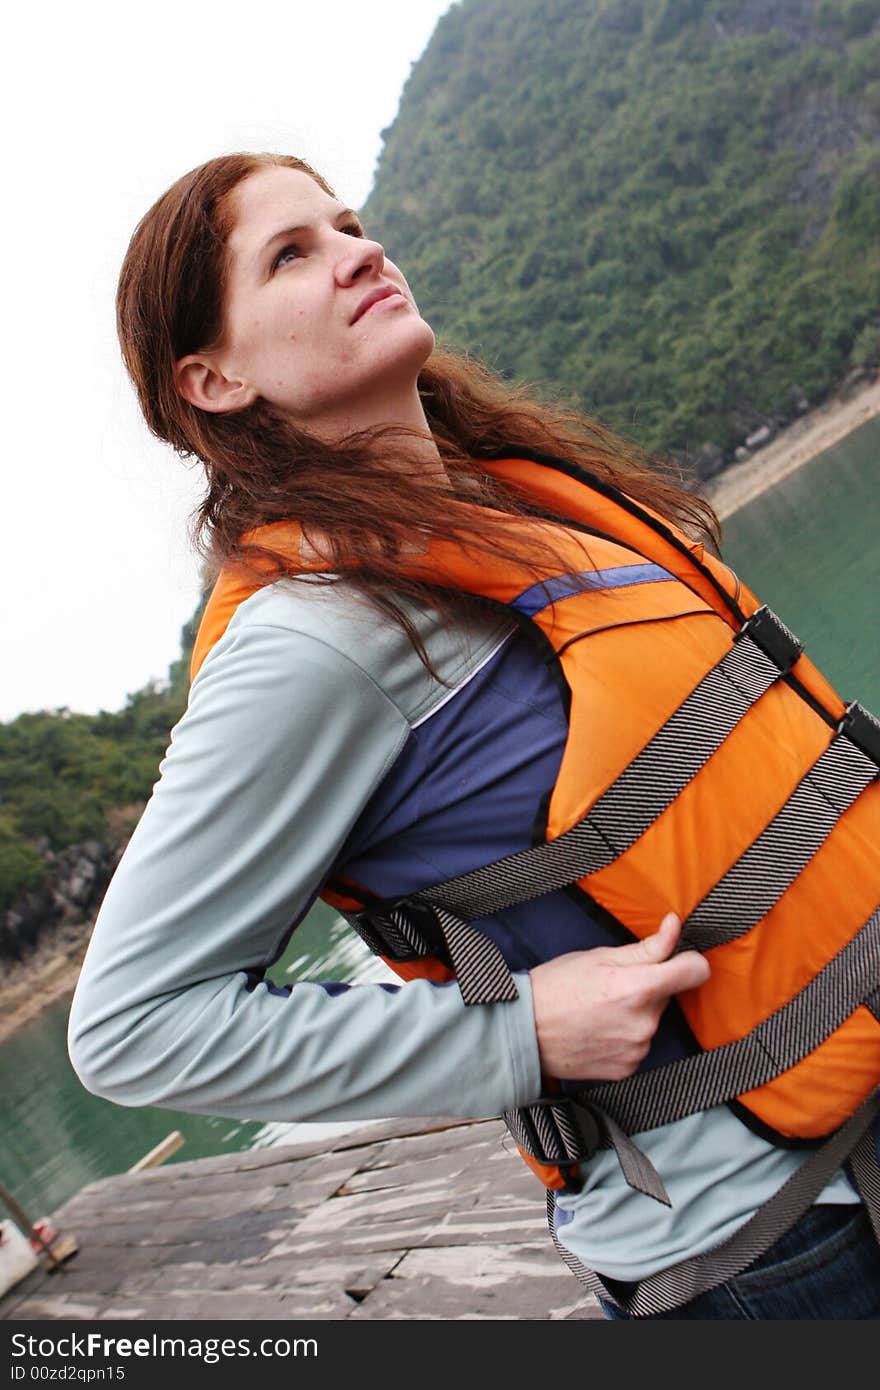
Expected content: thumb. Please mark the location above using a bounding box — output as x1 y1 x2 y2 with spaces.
611 912 683 966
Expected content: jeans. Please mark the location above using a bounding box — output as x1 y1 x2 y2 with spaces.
598 1203 880 1319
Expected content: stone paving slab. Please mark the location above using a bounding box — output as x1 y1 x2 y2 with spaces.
1 1117 601 1321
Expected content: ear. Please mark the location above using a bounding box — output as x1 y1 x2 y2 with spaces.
174 353 258 414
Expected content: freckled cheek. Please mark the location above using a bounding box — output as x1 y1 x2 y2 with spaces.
234 318 265 360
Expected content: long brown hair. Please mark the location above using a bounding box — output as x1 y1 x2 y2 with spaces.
117 152 718 661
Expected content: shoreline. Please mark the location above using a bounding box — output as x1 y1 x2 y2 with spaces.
0 935 91 1045
701 373 880 520
3 373 880 1048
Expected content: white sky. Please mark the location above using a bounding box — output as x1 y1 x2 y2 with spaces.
2 0 457 721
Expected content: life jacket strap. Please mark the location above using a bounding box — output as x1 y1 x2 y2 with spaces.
838 700 880 765
682 722 879 952
504 1096 670 1205
344 902 520 1005
342 900 446 963
848 1121 880 1246
738 602 803 670
547 1088 880 1318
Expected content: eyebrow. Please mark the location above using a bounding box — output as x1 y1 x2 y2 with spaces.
256 208 364 266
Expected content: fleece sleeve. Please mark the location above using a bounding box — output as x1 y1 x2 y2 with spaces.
67 617 541 1122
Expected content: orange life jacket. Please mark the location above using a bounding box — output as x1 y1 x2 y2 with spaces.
192 451 880 1203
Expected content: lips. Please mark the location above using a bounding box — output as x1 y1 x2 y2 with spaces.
351 284 403 324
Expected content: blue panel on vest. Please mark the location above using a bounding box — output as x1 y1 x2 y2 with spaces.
512 563 674 617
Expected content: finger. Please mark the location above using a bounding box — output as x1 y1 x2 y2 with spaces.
647 949 712 999
610 912 682 966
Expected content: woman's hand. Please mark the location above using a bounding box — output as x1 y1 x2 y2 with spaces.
529 913 710 1081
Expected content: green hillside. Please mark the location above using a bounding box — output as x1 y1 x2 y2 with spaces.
364 0 880 469
0 608 201 935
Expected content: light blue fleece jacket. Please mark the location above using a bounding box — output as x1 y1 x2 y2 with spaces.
67 578 857 1284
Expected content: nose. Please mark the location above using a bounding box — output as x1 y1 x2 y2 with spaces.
335 232 385 286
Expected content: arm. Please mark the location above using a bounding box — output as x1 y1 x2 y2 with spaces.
67 612 541 1121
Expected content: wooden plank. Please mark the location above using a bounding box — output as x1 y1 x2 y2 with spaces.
254 1249 403 1295
95 1289 347 1321
128 1131 186 1171
60 1192 271 1230
292 1196 453 1240
23 1263 172 1300
6 1296 104 1321
263 1212 446 1262
0 1119 602 1322
40 1200 319 1252
353 1121 507 1171
76 1154 329 1202
348 1243 601 1320
326 1116 493 1153
59 1150 362 1235
134 1116 477 1180
338 1141 507 1195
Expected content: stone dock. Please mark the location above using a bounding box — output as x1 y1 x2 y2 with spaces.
1 1117 601 1321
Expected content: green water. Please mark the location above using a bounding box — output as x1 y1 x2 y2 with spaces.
0 902 385 1223
2 417 877 1223
720 415 879 711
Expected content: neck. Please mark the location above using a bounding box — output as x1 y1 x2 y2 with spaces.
315 385 451 488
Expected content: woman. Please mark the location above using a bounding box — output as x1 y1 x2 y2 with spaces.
68 152 880 1319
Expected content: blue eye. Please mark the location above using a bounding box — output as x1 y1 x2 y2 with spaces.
272 244 301 271
271 222 364 273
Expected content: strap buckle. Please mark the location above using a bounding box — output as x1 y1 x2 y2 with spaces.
836 701 880 767
737 605 804 672
508 1094 601 1165
564 1095 603 1160
507 1094 671 1205
347 898 445 963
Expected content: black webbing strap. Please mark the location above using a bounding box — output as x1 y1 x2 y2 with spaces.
839 700 880 766
343 904 435 961
400 606 801 923
344 902 518 1005
434 907 519 1005
683 709 880 952
504 1096 670 1204
547 1088 880 1318
849 1124 880 1245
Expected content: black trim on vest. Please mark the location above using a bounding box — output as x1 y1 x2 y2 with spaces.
725 1097 825 1151
555 606 717 659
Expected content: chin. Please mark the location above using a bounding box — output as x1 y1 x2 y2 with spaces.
414 319 437 370
378 316 436 377
401 310 435 354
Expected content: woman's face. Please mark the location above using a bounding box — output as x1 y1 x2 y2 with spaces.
182 165 435 435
